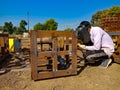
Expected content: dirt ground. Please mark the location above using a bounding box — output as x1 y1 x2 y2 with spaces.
0 60 120 90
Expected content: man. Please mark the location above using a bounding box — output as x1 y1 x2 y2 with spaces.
76 21 114 68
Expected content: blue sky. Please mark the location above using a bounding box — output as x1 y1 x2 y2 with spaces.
0 0 120 30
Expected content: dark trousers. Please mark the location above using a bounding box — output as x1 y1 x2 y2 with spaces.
83 50 109 63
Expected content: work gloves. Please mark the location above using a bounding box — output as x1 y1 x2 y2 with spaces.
77 43 86 49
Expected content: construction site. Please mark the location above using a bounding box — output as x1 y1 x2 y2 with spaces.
0 16 120 90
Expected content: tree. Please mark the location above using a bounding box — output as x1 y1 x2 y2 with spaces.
0 26 3 31
3 22 14 34
17 20 27 34
43 18 58 30
91 6 120 26
108 6 120 16
13 26 19 34
34 23 43 30
33 18 58 30
91 11 103 26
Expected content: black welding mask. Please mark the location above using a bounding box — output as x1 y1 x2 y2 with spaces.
76 21 93 45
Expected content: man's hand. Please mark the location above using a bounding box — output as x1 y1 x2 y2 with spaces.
77 43 86 49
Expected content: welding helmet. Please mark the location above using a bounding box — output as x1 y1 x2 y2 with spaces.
76 22 93 45
79 21 91 30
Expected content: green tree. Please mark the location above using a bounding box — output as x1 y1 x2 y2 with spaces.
91 11 103 26
43 18 58 30
3 22 14 34
0 26 3 31
108 6 120 16
33 18 58 30
18 20 27 34
13 26 19 34
34 23 43 30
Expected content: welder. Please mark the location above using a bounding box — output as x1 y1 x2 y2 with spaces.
76 21 114 68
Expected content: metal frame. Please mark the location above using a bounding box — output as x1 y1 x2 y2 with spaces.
30 30 77 80
0 33 9 54
0 32 9 63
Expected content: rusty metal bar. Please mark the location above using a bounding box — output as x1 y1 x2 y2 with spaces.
107 32 120 36
30 30 38 80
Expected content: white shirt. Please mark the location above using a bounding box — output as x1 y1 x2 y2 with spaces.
86 26 114 57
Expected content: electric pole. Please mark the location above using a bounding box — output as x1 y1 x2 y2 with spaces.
27 12 29 31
